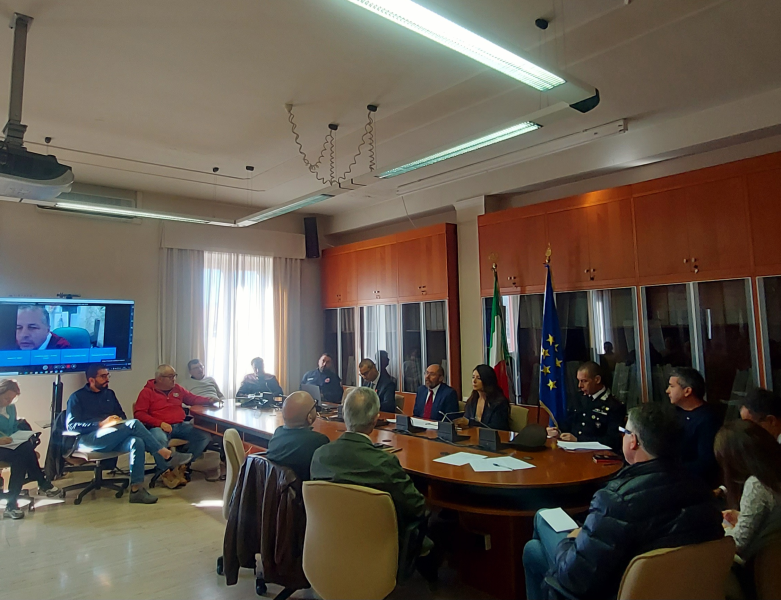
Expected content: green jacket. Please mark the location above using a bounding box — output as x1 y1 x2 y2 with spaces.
0 404 19 437
310 431 426 527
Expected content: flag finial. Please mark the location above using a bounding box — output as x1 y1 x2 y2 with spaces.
489 252 499 273
545 244 552 264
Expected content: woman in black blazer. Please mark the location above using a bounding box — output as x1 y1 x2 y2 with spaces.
455 364 510 431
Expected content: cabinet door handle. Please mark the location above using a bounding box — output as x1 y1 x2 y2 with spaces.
691 257 697 262
584 269 589 273
591 268 596 273
683 258 688 264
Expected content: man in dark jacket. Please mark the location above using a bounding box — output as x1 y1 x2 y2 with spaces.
413 364 459 421
523 402 723 600
300 353 342 404
359 358 397 413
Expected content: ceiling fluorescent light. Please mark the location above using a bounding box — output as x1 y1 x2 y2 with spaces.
343 0 564 91
236 194 334 227
54 201 214 224
379 121 540 179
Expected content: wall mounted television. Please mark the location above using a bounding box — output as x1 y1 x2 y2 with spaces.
0 298 134 375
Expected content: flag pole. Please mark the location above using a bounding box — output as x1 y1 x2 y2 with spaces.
538 244 552 425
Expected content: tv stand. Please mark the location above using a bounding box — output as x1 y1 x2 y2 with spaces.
50 374 63 428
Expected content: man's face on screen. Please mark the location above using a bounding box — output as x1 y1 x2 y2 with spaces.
16 308 50 350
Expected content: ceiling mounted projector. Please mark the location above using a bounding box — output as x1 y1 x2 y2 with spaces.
0 13 73 201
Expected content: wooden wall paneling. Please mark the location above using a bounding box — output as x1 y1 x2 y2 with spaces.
685 177 751 277
545 208 591 287
633 188 691 279
586 198 637 283
747 168 781 270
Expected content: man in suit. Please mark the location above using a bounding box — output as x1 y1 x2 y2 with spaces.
359 358 397 413
413 364 459 421
547 361 626 452
311 387 427 566
266 391 330 481
300 353 343 404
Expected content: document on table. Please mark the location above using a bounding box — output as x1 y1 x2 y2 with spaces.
539 507 580 533
410 418 439 430
557 440 612 451
0 430 35 450
433 452 489 467
488 456 535 470
471 460 512 472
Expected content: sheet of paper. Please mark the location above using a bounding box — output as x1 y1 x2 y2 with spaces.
470 460 512 472
539 507 579 533
386 418 396 423
557 440 612 451
410 418 439 430
1 430 35 450
489 456 535 470
433 452 488 467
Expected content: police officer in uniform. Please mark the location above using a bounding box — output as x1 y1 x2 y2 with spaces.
301 353 343 404
547 361 626 453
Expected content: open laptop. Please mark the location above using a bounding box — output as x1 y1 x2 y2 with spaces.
300 383 322 408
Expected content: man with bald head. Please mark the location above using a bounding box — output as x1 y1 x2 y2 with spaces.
413 364 459 421
265 391 330 481
134 364 216 486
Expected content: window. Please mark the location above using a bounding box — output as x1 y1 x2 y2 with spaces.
360 304 399 386
401 301 450 392
759 276 781 391
203 251 275 398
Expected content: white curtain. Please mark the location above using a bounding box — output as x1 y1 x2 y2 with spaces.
203 251 275 398
273 257 302 394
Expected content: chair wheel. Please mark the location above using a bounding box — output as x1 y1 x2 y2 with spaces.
216 556 224 576
255 579 267 596
115 490 124 499
74 497 82 505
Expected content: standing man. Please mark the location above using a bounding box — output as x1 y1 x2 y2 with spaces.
738 388 781 442
359 358 397 413
667 366 721 487
300 353 342 404
180 359 224 401
67 364 191 504
413 364 459 421
547 361 626 452
16 305 71 350
134 364 215 487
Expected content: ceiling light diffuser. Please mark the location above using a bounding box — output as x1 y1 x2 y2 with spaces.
343 0 565 90
379 121 540 178
236 194 334 226
54 201 213 224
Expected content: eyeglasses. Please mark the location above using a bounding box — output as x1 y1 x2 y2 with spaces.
618 426 633 436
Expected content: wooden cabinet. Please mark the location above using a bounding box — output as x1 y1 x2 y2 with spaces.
321 251 356 307
356 244 397 302
396 234 448 299
747 168 781 271
586 198 637 283
634 188 691 279
479 214 547 293
546 209 591 286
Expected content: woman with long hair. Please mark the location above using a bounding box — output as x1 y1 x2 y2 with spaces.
454 364 510 431
0 379 60 519
715 419 781 557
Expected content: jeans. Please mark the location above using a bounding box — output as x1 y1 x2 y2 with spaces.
149 421 211 461
76 419 166 485
0 441 49 508
523 511 569 600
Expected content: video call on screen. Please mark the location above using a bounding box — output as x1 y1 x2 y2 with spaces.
0 301 134 374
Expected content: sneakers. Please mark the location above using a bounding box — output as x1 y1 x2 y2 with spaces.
3 506 24 520
129 487 158 504
166 452 193 471
37 485 61 498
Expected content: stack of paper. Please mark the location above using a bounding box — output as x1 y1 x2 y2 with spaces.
557 440 611 451
1 430 35 450
410 418 439 430
433 452 488 466
433 452 535 472
539 507 579 532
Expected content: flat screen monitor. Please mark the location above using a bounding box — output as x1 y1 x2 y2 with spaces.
0 298 134 375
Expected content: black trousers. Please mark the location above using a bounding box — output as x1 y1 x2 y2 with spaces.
0 440 48 508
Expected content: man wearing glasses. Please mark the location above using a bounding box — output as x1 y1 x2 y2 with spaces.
265 391 329 481
134 364 215 487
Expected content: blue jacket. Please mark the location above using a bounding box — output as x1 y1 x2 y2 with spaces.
0 403 19 437
412 383 459 421
361 371 397 413
66 384 126 434
300 368 342 404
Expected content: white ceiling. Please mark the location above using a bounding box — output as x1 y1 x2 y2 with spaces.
1 0 781 225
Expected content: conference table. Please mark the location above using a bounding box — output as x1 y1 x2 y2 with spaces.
191 402 622 600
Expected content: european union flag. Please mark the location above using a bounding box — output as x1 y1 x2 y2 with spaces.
539 263 567 427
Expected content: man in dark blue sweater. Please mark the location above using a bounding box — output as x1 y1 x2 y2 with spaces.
66 364 191 504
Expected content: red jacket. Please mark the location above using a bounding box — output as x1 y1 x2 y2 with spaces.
134 380 213 428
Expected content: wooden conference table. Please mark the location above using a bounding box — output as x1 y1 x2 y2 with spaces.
191 402 622 599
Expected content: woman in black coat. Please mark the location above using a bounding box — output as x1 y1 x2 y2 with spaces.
454 364 510 431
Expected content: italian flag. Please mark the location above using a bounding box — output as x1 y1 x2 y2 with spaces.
489 269 511 399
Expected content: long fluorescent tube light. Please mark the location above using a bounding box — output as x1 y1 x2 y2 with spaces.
343 0 565 91
236 194 334 227
54 201 214 224
379 121 540 178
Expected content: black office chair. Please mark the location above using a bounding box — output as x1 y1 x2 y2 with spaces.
0 431 43 513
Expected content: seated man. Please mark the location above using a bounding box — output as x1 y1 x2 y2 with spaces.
180 359 224 402
738 387 781 443
667 366 722 487
134 364 215 487
67 364 191 504
265 391 330 481
523 402 723 600
547 361 626 452
311 387 427 560
413 364 459 421
237 357 283 397
300 353 342 404
358 358 397 414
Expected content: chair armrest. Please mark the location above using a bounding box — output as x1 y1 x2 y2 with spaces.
543 576 581 600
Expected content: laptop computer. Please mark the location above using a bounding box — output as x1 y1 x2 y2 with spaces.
300 383 322 407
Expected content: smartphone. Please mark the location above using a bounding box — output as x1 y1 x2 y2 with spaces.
593 452 623 464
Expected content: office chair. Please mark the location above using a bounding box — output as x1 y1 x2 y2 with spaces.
394 394 405 413
545 536 735 600
509 404 529 432
754 534 781 600
215 429 248 577
302 481 399 600
51 327 91 348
